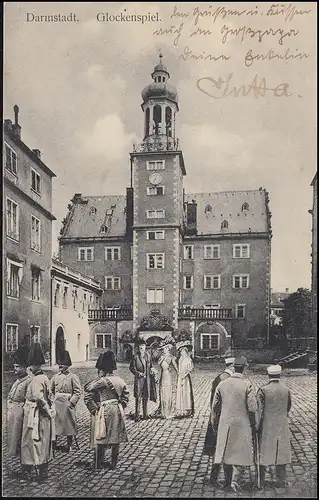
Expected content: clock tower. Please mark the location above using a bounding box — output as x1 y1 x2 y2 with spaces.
130 53 186 332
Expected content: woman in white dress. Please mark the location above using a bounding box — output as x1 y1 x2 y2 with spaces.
175 341 194 418
153 338 178 419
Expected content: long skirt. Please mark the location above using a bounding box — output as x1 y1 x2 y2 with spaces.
7 402 24 457
175 374 194 416
21 403 53 466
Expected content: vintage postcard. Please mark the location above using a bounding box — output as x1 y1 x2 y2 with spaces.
3 1 317 498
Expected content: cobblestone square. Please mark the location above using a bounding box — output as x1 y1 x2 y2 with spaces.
2 363 317 498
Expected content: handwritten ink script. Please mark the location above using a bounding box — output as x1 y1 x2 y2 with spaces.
152 3 313 97
196 73 292 99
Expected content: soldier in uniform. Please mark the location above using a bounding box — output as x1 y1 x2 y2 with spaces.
7 347 33 461
84 351 129 470
50 350 82 452
20 343 55 482
203 357 235 488
212 356 258 493
257 365 292 488
129 338 156 422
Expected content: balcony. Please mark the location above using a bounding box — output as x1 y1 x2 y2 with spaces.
133 136 180 153
88 308 133 321
178 308 232 320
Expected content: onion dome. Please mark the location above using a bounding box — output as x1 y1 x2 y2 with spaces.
141 52 178 104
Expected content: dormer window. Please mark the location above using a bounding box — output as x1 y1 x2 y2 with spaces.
100 225 108 234
204 204 212 214
106 209 113 216
242 203 249 211
90 207 97 215
221 220 228 229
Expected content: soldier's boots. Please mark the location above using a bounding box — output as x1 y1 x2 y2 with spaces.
67 435 73 453
20 465 32 482
37 463 49 483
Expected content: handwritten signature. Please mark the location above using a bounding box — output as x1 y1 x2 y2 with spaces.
196 73 292 99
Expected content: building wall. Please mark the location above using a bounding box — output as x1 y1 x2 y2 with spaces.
3 130 54 358
311 175 317 335
59 240 133 307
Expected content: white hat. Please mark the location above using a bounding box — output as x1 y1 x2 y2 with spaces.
225 357 235 365
267 365 282 376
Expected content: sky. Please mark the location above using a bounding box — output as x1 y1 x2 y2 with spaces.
4 2 317 293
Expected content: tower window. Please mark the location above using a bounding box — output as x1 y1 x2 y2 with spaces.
145 107 150 138
221 220 228 229
153 105 162 135
204 204 212 214
242 203 249 211
158 76 162 82
165 106 172 137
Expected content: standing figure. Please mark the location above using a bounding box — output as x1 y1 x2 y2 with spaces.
175 341 194 419
212 356 258 493
153 338 178 419
204 357 235 488
84 353 104 452
7 348 33 460
129 339 156 422
257 365 292 489
20 343 55 483
84 351 129 470
50 350 82 452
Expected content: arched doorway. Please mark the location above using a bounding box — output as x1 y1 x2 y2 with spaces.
195 322 229 356
56 326 66 364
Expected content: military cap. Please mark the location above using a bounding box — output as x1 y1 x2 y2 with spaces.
135 338 146 346
233 356 247 367
267 364 282 376
58 350 72 366
225 357 235 366
28 342 45 366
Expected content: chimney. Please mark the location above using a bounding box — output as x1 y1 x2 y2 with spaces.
4 119 12 130
126 187 133 237
72 193 82 203
285 288 289 293
12 105 21 139
33 149 41 160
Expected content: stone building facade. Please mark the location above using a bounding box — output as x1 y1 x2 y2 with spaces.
59 56 272 360
3 106 56 361
51 259 102 364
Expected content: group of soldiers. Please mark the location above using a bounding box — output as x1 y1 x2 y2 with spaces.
204 356 292 492
6 342 292 492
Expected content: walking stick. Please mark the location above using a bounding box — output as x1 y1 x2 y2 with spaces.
73 435 80 450
255 431 261 489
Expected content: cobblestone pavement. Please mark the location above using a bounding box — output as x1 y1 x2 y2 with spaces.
2 364 317 498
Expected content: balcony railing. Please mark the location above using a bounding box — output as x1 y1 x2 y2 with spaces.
178 308 233 320
133 136 180 153
88 308 133 321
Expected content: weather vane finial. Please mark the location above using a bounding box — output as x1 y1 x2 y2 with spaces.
159 49 163 61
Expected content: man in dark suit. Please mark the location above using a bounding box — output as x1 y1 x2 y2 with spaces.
129 338 155 422
203 357 234 488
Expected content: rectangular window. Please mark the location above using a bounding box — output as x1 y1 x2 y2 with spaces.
105 247 121 261
31 326 40 344
233 274 250 289
147 253 165 269
31 215 41 252
146 287 164 304
147 230 165 240
62 285 68 308
77 333 81 351
5 143 17 175
6 198 19 240
183 275 194 290
204 245 220 259
146 210 165 219
233 244 250 259
204 275 221 289
72 287 78 310
95 333 112 349
105 277 121 290
31 268 41 301
78 247 94 261
146 160 165 171
31 168 41 194
147 186 165 196
83 293 87 312
183 245 194 260
236 304 246 318
6 324 18 352
54 283 60 307
7 260 22 299
201 333 219 350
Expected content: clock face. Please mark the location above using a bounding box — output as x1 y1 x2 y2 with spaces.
149 173 162 185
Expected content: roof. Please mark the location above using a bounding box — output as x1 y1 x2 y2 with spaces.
271 292 290 307
311 172 317 186
185 190 269 235
61 195 127 239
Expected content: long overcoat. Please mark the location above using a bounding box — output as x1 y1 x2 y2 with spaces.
257 380 292 465
7 374 33 457
21 371 53 466
203 369 231 455
212 373 257 466
50 371 82 436
129 352 156 401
